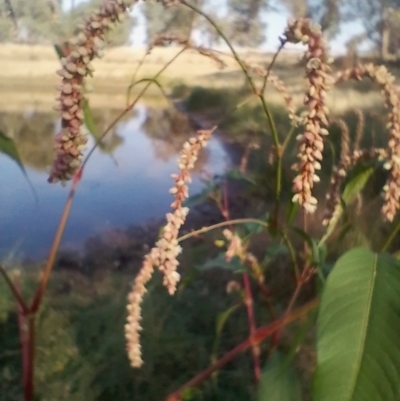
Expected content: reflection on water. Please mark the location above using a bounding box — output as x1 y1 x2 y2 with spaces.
0 104 229 260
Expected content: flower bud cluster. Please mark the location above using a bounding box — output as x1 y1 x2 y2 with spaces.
49 0 138 183
337 64 400 221
283 18 333 213
125 128 214 368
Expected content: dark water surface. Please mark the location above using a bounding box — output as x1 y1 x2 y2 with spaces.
0 104 229 260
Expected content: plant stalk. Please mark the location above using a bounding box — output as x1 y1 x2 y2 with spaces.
163 299 319 401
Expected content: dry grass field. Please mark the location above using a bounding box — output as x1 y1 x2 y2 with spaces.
0 43 399 113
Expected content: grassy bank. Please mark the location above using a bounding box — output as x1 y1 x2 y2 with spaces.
1 43 399 113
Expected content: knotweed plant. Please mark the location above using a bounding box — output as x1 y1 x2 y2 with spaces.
336 64 400 221
49 0 138 183
125 128 214 367
3 1 400 401
283 18 333 213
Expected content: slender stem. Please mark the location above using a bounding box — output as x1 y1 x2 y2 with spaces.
15 276 35 401
303 209 309 258
216 94 256 129
126 49 151 106
281 230 300 282
274 265 316 344
243 273 261 382
26 317 35 401
83 48 186 169
381 216 400 252
177 218 269 243
181 0 280 156
273 124 296 221
245 263 275 320
261 42 285 95
127 77 170 106
30 175 78 313
0 267 29 313
163 299 319 401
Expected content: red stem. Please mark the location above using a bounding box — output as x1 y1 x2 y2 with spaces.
243 273 261 381
25 318 35 401
15 277 35 401
163 299 319 401
274 265 316 344
30 173 80 313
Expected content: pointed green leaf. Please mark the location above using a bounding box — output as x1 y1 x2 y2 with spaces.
195 253 245 274
225 168 256 185
283 309 318 365
216 303 241 337
181 387 202 400
53 43 65 60
0 131 25 172
0 131 37 202
257 351 302 401
292 227 321 265
183 183 218 208
286 200 300 225
342 167 374 202
242 220 266 236
211 303 241 366
182 191 210 208
82 98 99 139
319 166 374 246
262 243 289 268
313 247 400 401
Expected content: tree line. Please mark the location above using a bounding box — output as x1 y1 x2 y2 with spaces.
1 0 400 60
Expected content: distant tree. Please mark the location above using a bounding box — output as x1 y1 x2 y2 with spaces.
142 0 203 43
224 0 268 47
0 0 61 43
343 0 400 60
196 9 226 47
281 0 342 38
0 0 135 45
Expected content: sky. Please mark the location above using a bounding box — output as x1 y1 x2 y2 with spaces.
65 0 370 55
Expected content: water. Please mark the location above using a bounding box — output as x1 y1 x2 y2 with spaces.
0 104 230 261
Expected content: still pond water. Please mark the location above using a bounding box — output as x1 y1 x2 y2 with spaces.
0 104 230 261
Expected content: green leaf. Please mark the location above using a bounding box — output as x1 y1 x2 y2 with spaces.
182 191 210 208
82 99 118 165
0 131 25 172
82 98 99 139
242 219 267 236
292 227 321 265
225 168 256 185
342 167 374 201
211 303 241 370
183 183 218 208
313 247 400 401
286 200 300 225
262 243 288 268
0 131 37 203
216 303 241 338
319 166 374 246
257 351 302 401
53 44 65 60
195 253 245 274
181 387 202 400
283 309 318 365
